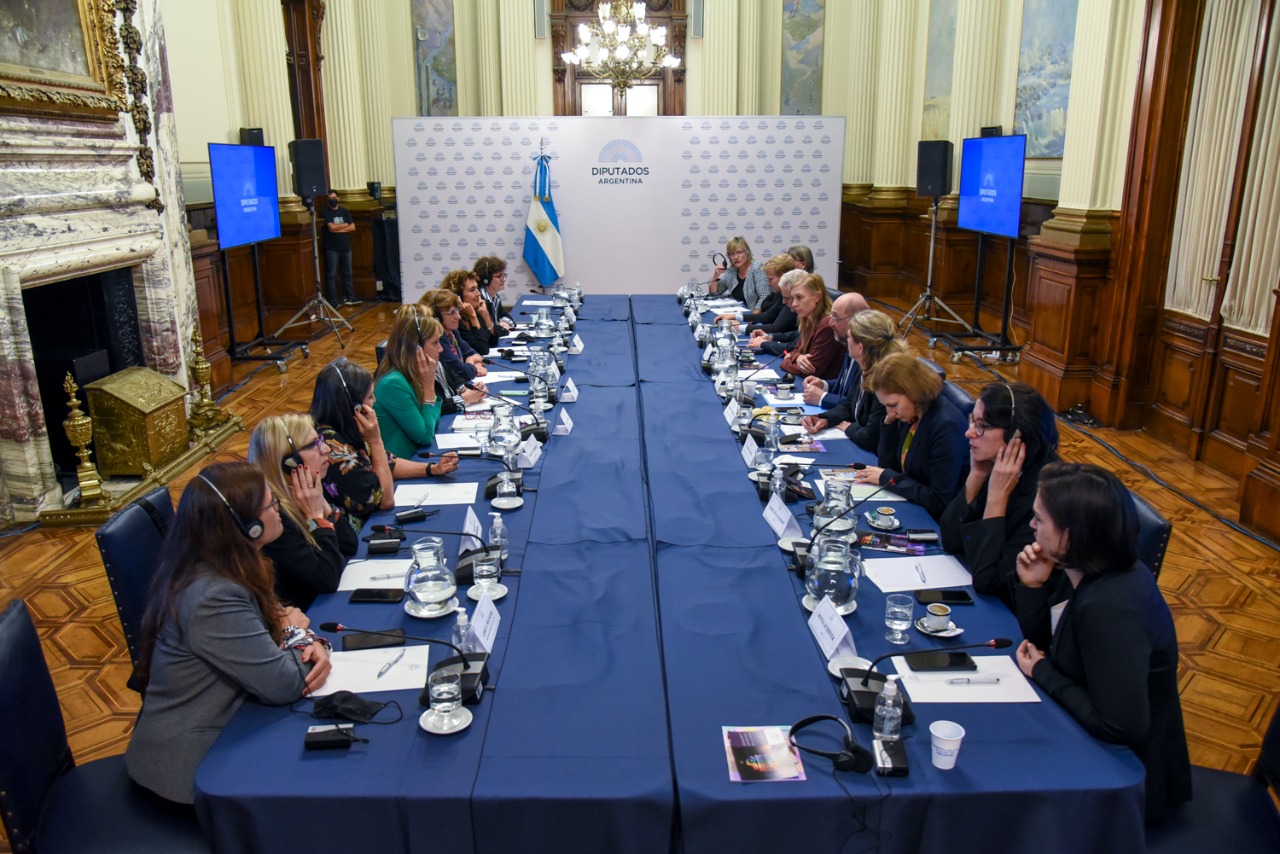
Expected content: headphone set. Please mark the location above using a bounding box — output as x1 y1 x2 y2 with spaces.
282 431 305 473
711 251 728 270
198 474 267 540
330 359 361 414
787 714 873 774
411 308 425 346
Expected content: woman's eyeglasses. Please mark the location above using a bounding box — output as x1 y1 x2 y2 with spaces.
967 415 994 436
463 411 494 421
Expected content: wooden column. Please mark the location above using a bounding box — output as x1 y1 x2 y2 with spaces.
1242 287 1280 539
281 0 329 153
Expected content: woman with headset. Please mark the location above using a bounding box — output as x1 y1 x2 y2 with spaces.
310 357 459 519
1015 463 1191 824
800 310 908 451
443 268 502 355
419 288 488 386
472 255 513 329
940 381 1062 637
709 236 771 310
248 413 357 610
127 461 331 806
374 305 446 458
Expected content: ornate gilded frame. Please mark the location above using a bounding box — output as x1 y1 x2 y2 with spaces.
0 0 127 121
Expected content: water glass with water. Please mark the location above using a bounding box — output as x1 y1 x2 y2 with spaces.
885 593 914 644
427 669 463 728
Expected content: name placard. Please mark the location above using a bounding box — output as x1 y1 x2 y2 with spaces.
471 594 501 654
553 408 574 436
723 397 740 426
762 493 803 539
561 376 579 402
807 596 858 661
460 507 484 555
741 434 759 468
516 436 543 468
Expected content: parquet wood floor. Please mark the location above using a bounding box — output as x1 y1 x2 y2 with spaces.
1 297 1275 849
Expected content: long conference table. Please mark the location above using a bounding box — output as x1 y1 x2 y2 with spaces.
194 294 1146 853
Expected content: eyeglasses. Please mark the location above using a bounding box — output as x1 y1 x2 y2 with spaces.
298 434 328 453
967 414 995 436
495 272 508 279
266 495 282 515
444 308 461 317
463 411 494 421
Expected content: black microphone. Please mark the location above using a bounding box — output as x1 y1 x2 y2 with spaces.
738 352 783 383
839 637 1013 725
811 478 898 538
463 382 551 443
482 357 559 403
318 622 490 706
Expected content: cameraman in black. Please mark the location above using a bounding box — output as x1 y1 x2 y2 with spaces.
321 191 359 307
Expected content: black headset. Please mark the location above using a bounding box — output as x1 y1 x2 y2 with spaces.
788 714 873 774
199 474 266 540
330 359 360 413
712 251 728 269
412 308 425 346
282 431 304 473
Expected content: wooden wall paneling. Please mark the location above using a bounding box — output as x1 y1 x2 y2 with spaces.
190 236 232 397
1093 0 1206 428
258 220 323 337
838 201 863 292
1202 331 1268 475
281 0 329 165
1020 239 1111 411
1145 312 1212 452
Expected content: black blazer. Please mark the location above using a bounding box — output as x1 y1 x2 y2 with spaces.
756 303 797 336
874 395 967 518
818 364 886 453
262 511 358 610
459 319 501 356
479 287 510 325
1027 564 1192 823
741 290 783 327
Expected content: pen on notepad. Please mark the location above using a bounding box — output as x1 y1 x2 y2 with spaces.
915 562 927 583
376 649 406 679
368 572 404 581
946 677 1000 685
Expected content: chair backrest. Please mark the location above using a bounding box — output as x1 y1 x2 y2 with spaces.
940 381 976 418
1257 695 1280 791
0 600 74 852
1130 490 1172 579
95 486 173 682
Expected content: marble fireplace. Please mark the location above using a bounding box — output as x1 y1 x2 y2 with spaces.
0 3 199 526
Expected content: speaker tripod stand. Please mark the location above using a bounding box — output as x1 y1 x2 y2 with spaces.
898 197 973 342
273 196 353 346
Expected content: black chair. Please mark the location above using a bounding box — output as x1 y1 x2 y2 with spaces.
1146 697 1280 852
940 381 976 418
0 600 207 853
1130 490 1172 579
95 486 173 691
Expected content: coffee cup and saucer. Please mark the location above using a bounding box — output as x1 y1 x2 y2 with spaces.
867 506 901 530
916 603 963 637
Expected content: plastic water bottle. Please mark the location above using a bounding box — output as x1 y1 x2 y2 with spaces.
488 512 509 561
873 676 903 742
451 611 475 654
769 465 787 504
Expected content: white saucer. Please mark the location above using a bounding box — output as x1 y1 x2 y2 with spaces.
777 536 811 553
467 583 508 602
826 655 872 679
404 596 460 620
802 594 857 615
419 706 473 735
491 496 524 510
748 470 772 483
867 515 902 531
915 616 964 638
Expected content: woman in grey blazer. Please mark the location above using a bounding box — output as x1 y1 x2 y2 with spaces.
126 462 332 806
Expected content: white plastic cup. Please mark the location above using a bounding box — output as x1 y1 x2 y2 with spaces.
743 380 757 397
930 720 965 770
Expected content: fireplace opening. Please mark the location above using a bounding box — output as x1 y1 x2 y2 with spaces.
23 267 144 486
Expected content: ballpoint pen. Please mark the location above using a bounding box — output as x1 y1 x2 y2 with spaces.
377 649 406 679
915 562 927 583
946 677 1000 684
368 572 404 580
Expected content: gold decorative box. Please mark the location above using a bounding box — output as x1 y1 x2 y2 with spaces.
85 368 189 477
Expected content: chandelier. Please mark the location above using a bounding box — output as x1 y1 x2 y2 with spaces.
560 2 681 90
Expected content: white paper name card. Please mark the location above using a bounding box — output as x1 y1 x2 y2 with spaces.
470 595 500 654
561 376 579 402
568 334 584 354
763 493 803 539
723 397 740 426
553 408 574 436
460 507 484 555
703 344 713 361
808 596 859 661
517 436 543 468
740 434 759 468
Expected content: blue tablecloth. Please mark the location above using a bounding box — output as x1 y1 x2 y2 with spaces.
195 292 1146 854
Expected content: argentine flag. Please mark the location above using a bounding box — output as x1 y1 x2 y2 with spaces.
523 151 565 287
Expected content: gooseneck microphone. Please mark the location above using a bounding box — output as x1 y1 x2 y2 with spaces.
319 622 490 706
463 382 551 443
481 356 560 403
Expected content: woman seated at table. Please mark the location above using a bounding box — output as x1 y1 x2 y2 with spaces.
473 255 513 329
126 461 331 806
800 310 907 451
788 244 814 274
749 268 805 351
374 306 446 458
778 274 842 379
1015 462 1191 824
713 253 796 330
709 236 770 310
939 381 1061 617
443 268 501 355
248 414 357 610
310 357 458 518
419 288 488 385
853 352 967 517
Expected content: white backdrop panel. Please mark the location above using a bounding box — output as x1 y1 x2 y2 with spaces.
392 116 846 299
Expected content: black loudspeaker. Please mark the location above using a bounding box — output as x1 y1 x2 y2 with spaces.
367 181 382 200
916 139 953 198
289 139 328 198
981 125 1003 137
239 127 264 146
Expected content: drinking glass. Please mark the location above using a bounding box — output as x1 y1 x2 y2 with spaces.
426 669 463 729
472 552 501 593
885 593 913 644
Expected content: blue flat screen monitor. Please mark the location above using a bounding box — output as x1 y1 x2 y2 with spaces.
208 143 281 249
957 135 1027 239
